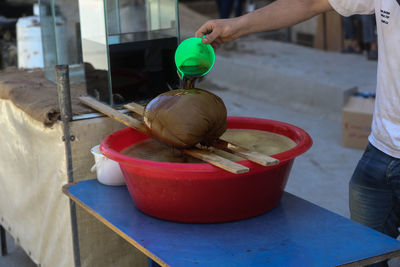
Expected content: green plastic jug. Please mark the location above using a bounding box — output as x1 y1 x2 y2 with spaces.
175 37 215 79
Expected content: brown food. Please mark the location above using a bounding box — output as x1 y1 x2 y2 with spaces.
143 88 227 148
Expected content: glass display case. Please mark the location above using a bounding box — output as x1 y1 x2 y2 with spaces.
78 0 180 106
39 0 85 84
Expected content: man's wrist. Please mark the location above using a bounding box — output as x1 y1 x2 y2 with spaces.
234 15 251 38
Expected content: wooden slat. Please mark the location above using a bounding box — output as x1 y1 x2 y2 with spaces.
183 148 249 174
125 101 280 167
79 96 148 134
124 102 145 117
214 139 279 166
79 96 249 174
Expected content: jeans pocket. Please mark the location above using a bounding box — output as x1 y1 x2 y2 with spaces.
351 142 390 188
364 142 374 154
358 143 374 167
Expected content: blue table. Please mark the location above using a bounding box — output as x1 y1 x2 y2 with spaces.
63 179 400 267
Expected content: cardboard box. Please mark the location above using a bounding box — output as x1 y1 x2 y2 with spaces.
342 95 375 149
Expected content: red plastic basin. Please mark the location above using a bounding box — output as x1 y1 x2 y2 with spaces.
101 117 312 223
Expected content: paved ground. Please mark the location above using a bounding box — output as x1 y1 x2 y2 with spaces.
0 232 36 266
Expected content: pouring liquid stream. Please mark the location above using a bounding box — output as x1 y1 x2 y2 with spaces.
179 64 210 89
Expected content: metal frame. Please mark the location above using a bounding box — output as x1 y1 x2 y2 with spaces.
55 65 81 267
0 224 7 256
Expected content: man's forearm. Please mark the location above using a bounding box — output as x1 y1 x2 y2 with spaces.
234 0 333 37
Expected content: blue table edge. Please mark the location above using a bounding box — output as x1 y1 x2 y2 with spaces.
62 180 400 267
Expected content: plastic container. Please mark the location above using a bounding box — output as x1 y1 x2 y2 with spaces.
175 37 215 78
17 8 44 69
90 145 125 186
101 117 312 223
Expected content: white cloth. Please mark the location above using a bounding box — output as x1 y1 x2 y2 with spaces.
328 0 400 158
0 98 147 267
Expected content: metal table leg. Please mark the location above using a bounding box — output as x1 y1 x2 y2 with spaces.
0 224 7 256
56 65 81 267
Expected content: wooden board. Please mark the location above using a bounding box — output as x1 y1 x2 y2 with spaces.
79 96 148 133
183 148 249 174
124 102 145 117
214 139 279 166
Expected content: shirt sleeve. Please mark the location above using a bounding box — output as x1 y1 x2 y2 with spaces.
328 0 375 16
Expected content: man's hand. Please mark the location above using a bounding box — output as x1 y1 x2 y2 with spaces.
195 18 243 49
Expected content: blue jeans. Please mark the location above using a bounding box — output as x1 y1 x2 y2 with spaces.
361 15 377 44
342 15 359 40
217 0 243 19
342 15 376 43
350 143 400 267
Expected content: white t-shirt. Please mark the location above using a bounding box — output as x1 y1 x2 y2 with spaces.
328 0 400 158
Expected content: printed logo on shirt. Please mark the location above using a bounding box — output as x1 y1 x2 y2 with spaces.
380 9 391 24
